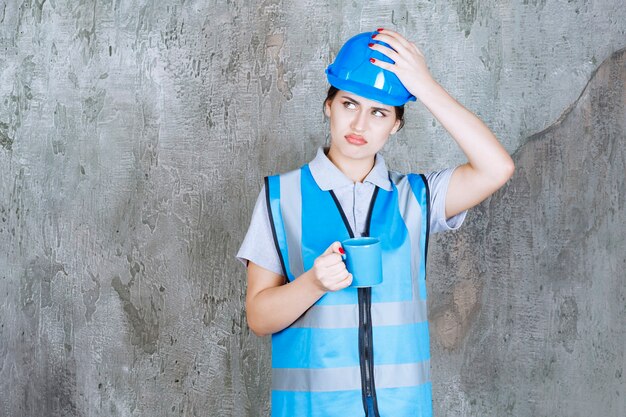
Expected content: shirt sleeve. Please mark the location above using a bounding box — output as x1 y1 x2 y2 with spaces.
424 166 468 234
235 185 284 276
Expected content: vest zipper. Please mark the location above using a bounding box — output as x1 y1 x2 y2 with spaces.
358 288 379 416
330 186 381 417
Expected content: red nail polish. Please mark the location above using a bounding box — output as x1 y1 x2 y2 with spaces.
377 27 384 32
369 58 375 63
338 247 345 255
368 43 374 47
372 34 377 38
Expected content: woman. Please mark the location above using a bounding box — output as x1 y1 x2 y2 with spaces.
236 28 514 417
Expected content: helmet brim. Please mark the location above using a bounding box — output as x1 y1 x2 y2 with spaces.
326 71 416 107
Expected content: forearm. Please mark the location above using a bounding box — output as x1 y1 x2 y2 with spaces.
246 269 327 337
416 79 514 181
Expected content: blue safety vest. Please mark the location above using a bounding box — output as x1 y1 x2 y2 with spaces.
265 163 432 417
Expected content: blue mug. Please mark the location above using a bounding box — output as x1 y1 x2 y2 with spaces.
341 237 383 287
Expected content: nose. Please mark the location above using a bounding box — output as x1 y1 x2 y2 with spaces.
350 108 368 133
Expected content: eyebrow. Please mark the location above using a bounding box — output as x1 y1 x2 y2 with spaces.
340 95 392 113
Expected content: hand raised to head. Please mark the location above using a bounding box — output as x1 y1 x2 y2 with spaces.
368 28 437 99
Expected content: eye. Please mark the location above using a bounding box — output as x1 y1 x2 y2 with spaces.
342 101 357 110
372 109 386 118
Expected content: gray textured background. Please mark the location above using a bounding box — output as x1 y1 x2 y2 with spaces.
0 1 624 416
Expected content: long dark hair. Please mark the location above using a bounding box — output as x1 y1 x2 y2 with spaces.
323 86 405 131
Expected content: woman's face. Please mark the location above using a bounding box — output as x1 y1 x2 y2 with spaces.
324 90 401 161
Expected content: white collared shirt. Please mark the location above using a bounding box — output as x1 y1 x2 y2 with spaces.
236 147 466 276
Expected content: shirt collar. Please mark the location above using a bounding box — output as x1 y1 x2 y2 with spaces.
308 147 392 191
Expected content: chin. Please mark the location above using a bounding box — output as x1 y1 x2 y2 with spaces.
337 143 377 160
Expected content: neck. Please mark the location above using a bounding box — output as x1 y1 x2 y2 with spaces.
326 146 376 183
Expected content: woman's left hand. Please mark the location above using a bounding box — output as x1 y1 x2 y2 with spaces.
370 30 515 220
368 28 437 99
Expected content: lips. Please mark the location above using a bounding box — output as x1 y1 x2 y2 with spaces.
345 134 367 146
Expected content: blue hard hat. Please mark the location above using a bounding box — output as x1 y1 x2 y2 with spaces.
325 31 417 106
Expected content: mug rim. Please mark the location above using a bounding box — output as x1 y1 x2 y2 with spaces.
342 236 380 247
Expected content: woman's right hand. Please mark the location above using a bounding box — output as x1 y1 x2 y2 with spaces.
310 241 352 292
246 242 351 336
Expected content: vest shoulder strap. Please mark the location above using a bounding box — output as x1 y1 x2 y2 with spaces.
390 171 431 268
264 174 291 282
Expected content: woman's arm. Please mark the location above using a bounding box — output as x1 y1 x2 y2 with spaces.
246 242 351 336
369 28 515 218
246 263 324 337
411 81 515 218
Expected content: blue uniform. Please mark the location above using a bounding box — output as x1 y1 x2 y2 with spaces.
236 147 467 416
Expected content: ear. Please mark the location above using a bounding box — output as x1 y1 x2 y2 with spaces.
324 100 331 118
390 118 401 135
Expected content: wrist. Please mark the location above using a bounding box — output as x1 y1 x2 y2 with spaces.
302 269 328 297
412 76 442 101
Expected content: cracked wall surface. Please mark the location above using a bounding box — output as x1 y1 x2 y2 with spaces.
0 1 624 416
428 48 625 417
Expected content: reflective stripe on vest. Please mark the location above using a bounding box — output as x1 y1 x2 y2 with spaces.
272 362 430 392
266 164 432 417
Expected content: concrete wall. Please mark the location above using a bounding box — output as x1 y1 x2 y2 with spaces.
0 1 624 416
428 48 625 416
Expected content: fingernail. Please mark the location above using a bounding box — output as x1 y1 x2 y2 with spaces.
372 34 377 38
368 43 374 47
377 27 384 32
338 247 345 255
369 58 376 63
